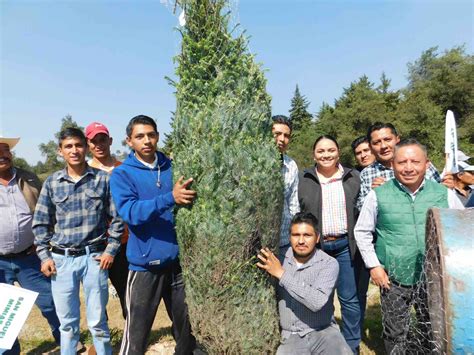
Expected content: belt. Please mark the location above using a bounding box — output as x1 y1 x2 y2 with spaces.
323 234 347 242
0 245 35 258
51 243 106 257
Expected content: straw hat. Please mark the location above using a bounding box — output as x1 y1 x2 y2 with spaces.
0 136 20 149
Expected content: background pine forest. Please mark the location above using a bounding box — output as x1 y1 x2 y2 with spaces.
15 46 473 178
288 46 474 170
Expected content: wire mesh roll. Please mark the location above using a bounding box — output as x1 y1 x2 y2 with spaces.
425 207 474 354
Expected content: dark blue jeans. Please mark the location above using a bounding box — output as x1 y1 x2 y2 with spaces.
0 253 61 354
354 251 370 335
321 238 361 353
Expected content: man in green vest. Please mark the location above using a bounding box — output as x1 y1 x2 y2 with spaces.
354 138 463 354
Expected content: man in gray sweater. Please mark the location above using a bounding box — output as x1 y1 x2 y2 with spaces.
257 212 352 354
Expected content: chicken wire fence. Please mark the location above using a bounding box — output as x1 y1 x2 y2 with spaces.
375 208 471 354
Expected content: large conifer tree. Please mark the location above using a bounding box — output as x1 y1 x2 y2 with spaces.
289 85 312 131
169 1 282 353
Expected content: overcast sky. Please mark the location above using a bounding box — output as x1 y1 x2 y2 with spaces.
1 0 472 164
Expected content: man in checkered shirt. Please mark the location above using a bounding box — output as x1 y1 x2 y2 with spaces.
33 127 124 355
257 212 352 354
271 115 300 256
356 122 442 211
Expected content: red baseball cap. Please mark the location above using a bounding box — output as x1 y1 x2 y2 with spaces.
85 122 110 139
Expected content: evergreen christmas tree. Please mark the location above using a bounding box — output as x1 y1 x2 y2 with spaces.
169 0 282 353
289 85 313 131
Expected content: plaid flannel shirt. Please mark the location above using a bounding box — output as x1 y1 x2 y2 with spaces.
280 155 300 247
278 247 339 337
33 167 123 262
356 161 441 210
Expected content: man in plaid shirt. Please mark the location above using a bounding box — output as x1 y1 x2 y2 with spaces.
271 115 300 255
356 122 441 211
33 127 123 355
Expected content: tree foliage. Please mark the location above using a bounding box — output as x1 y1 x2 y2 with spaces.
12 154 32 171
400 46 474 167
289 85 312 131
286 85 316 168
37 115 83 174
288 47 473 170
170 0 281 353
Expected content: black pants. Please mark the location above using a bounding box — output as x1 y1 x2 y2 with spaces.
108 243 129 319
354 251 370 334
380 282 433 355
119 261 196 355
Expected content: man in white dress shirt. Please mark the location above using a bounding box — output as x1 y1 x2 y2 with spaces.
271 115 300 256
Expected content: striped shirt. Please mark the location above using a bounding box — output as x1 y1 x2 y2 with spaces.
319 165 348 237
280 155 300 247
356 160 441 210
33 167 124 262
278 247 339 338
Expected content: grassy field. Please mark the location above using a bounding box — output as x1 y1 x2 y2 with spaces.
18 284 384 354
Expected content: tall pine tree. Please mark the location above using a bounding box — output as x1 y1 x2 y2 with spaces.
170 1 282 353
289 84 312 131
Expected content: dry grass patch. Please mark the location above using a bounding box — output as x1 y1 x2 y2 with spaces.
19 284 383 354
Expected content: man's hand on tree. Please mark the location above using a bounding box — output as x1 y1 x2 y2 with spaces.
173 176 196 205
41 259 56 277
370 266 390 290
256 247 284 280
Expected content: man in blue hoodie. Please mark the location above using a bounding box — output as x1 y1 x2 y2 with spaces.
110 115 196 355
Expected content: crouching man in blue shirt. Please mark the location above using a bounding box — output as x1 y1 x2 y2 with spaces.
257 212 352 355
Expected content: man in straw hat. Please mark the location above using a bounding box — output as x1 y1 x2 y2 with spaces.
0 136 61 354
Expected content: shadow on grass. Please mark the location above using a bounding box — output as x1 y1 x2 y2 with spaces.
25 340 58 354
109 326 174 353
362 301 384 354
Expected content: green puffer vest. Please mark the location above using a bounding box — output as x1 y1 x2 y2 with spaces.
375 179 448 285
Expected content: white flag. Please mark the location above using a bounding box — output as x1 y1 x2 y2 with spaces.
444 110 458 173
179 9 186 27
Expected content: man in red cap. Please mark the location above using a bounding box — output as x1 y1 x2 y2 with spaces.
85 122 129 319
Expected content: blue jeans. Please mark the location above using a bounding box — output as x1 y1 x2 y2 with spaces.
321 238 361 353
51 248 111 355
0 253 60 355
355 251 370 334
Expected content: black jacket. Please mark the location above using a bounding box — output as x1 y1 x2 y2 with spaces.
298 165 360 260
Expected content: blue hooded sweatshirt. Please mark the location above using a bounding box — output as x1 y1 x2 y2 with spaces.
110 151 177 271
